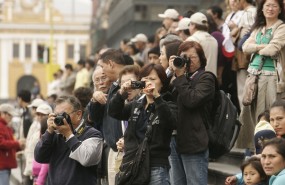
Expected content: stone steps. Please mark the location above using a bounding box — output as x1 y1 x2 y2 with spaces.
208 148 245 185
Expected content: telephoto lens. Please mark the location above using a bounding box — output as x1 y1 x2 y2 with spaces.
173 55 189 68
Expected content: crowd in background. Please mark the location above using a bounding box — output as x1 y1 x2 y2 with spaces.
1 0 285 184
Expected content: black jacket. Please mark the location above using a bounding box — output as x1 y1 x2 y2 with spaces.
172 70 216 154
34 125 103 185
89 82 123 151
109 92 177 167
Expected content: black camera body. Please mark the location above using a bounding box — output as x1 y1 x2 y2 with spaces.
130 81 146 89
54 112 72 126
173 55 190 68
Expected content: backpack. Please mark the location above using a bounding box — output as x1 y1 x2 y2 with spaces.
192 71 241 159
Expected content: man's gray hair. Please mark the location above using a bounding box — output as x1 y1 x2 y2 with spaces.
55 95 82 111
159 34 182 49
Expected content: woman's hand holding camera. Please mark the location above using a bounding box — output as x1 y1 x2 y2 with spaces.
143 81 160 99
172 64 186 77
119 79 132 95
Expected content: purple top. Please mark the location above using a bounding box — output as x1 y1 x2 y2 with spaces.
211 31 230 67
32 159 49 185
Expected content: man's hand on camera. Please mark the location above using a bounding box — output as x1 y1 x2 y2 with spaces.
47 113 56 134
55 118 73 139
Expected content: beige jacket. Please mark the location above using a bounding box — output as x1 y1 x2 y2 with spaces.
242 20 285 93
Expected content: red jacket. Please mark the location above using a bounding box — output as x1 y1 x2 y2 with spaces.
0 117 20 169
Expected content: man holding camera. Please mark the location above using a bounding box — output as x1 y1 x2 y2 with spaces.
34 95 103 185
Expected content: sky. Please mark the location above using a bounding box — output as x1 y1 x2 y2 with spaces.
53 0 92 16
0 0 92 23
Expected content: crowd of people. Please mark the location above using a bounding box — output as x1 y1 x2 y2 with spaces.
1 0 285 184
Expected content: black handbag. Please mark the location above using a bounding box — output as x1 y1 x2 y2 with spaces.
115 118 153 185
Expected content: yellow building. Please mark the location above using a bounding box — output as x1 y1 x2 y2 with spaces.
0 0 91 99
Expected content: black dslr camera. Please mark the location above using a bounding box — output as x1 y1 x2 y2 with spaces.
130 81 146 89
173 55 190 68
54 112 72 126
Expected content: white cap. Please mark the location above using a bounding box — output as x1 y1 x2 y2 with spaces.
28 98 45 108
131 33 148 43
0 103 17 116
36 104 52 115
254 120 276 135
175 17 191 31
158 9 179 20
190 12 208 25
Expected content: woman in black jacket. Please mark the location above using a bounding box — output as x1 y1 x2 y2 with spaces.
109 63 177 185
171 41 216 185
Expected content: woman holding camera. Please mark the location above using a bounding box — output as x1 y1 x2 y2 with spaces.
108 63 177 185
171 41 216 185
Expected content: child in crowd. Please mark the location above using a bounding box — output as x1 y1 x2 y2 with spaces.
254 110 276 155
241 157 268 185
32 117 49 185
225 110 275 185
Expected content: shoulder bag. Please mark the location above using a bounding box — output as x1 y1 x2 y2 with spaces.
115 113 153 185
242 56 265 106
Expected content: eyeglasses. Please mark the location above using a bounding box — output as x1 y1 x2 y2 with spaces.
66 110 77 116
189 55 199 60
55 110 77 117
93 76 108 84
264 4 279 9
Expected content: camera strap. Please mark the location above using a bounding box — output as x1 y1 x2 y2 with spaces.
74 119 86 137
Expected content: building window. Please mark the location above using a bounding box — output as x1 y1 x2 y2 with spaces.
37 45 45 63
134 5 147 20
80 45 86 59
25 43 31 59
67 44 74 59
13 43 19 58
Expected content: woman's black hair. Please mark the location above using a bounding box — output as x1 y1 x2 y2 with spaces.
263 138 285 160
240 156 268 182
270 100 285 112
257 110 270 122
251 0 285 30
140 63 169 93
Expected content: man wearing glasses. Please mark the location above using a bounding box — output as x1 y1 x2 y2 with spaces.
0 103 25 185
34 95 103 185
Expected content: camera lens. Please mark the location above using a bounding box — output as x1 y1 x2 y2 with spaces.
54 115 64 126
173 56 188 68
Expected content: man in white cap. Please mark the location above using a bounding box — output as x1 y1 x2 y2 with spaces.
23 103 52 184
186 12 218 76
131 33 149 63
158 8 180 31
28 98 45 117
0 103 25 185
176 17 191 41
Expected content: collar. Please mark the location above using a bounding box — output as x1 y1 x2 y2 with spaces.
188 68 205 80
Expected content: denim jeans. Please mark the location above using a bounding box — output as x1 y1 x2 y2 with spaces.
169 136 187 185
181 149 209 185
149 166 170 185
0 169 11 185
